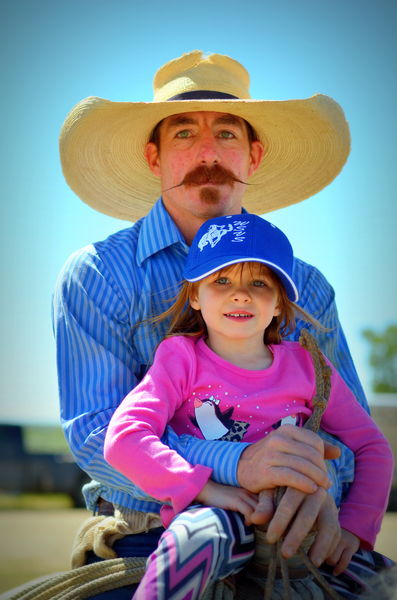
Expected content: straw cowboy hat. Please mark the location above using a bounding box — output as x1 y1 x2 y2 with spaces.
59 50 350 222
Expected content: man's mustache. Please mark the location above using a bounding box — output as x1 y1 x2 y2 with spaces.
162 165 250 192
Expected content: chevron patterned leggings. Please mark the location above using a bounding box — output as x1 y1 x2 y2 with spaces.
132 505 255 600
131 505 394 600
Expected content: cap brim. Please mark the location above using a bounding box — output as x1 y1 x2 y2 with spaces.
184 256 299 302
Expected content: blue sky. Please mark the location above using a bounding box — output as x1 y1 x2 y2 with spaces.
1 0 396 424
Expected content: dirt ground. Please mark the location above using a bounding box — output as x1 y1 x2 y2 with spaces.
1 509 397 595
0 509 86 593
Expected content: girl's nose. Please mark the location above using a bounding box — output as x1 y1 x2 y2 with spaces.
232 287 251 303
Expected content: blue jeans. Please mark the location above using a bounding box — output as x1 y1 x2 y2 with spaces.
85 528 164 599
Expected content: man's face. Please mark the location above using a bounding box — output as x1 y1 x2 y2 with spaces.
145 111 264 233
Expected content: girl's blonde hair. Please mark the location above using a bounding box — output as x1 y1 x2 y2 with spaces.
153 263 322 344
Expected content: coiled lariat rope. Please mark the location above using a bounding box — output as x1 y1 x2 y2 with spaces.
2 559 233 600
2 557 146 600
4 330 345 600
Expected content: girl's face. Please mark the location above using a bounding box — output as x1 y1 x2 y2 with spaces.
190 262 281 352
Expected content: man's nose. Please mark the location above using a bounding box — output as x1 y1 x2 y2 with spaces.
197 134 220 164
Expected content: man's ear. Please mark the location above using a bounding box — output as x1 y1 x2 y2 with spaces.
145 142 161 176
248 140 265 177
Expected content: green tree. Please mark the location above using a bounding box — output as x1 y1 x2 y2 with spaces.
362 324 397 393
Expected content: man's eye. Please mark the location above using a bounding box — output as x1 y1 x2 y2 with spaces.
176 130 191 138
218 130 235 139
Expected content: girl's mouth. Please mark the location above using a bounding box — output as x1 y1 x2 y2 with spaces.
224 312 254 320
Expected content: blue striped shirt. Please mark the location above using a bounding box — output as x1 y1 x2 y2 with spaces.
52 198 366 511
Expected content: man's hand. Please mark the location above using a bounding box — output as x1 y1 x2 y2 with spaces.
195 480 258 523
256 487 341 567
325 528 360 575
237 425 340 494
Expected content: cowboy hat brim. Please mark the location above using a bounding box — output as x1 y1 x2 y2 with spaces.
59 95 350 222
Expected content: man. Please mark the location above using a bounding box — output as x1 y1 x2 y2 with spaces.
54 50 377 597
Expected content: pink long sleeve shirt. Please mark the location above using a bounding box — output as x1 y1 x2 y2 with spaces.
104 336 393 548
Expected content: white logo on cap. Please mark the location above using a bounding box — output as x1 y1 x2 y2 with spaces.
198 220 250 251
198 224 233 251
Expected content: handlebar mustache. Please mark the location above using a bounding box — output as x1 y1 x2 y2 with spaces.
163 165 250 192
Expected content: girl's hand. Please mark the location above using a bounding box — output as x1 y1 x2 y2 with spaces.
245 489 275 526
195 480 258 522
325 528 360 575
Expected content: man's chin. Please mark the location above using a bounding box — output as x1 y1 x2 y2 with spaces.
199 186 221 205
196 187 244 217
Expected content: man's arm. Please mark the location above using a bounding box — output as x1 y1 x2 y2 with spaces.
53 246 161 509
290 258 368 412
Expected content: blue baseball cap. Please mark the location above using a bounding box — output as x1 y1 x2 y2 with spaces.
184 214 299 302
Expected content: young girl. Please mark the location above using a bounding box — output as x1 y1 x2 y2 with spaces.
104 214 393 600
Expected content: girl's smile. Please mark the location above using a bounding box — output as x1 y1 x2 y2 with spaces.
224 311 254 321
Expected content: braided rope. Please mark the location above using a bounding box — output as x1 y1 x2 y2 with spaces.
300 329 332 435
262 329 342 600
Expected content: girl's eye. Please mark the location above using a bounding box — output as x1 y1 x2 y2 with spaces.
176 130 191 139
215 277 230 285
252 280 266 287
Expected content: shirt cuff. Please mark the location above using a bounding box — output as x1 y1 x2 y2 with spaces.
164 426 249 487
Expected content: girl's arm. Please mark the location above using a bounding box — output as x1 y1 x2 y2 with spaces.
104 337 213 521
318 361 394 549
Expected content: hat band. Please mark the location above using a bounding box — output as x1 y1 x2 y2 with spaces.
167 90 239 101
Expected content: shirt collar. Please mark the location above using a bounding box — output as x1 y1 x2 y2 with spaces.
136 199 249 266
136 198 187 266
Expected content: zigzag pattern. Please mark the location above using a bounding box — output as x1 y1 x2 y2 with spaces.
137 506 255 600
